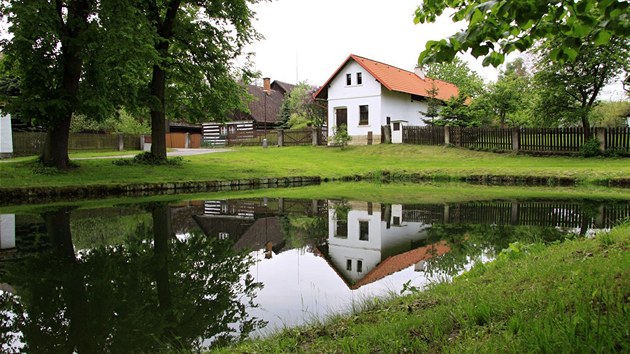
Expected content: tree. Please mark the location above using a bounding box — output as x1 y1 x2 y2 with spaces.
141 0 260 162
420 83 441 125
0 0 154 169
278 82 326 129
414 1 630 66
425 56 484 97
532 36 630 136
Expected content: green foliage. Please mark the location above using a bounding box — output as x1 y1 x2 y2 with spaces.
421 84 441 125
332 124 351 149
589 101 630 127
414 1 630 66
580 138 602 157
70 109 150 134
279 82 326 129
425 57 484 97
531 36 630 131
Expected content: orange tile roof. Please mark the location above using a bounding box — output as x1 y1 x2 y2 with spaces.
351 241 450 290
314 54 460 102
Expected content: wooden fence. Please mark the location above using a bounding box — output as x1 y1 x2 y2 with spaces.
12 132 142 157
400 126 630 154
226 128 327 147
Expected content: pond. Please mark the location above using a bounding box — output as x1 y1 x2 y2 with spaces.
1 193 629 352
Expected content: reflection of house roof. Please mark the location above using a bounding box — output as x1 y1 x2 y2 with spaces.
315 54 460 102
232 84 285 124
194 215 287 254
318 241 451 290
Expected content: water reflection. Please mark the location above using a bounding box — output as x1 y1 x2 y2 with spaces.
0 204 263 353
0 198 628 350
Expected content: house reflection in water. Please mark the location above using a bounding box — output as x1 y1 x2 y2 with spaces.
325 201 450 289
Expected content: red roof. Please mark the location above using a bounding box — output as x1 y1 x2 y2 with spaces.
314 54 459 102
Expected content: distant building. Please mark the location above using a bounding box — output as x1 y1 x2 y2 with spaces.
202 78 296 145
314 54 460 145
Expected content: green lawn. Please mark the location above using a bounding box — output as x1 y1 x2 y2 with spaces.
1 145 629 188
214 223 630 353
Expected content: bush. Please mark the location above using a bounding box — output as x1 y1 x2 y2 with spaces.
579 138 601 157
332 124 351 149
113 152 184 166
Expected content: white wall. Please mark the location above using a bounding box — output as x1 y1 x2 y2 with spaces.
327 61 382 143
0 214 16 250
0 114 13 158
381 89 429 127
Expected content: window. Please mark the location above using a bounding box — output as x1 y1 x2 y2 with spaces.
393 122 400 131
393 216 401 226
359 105 369 126
357 260 363 273
386 117 391 125
346 259 352 271
357 72 362 85
346 73 352 85
367 202 373 215
359 221 369 241
336 221 348 238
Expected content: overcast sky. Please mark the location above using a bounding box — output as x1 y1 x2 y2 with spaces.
246 0 626 100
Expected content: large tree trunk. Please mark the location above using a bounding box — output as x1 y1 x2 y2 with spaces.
41 114 72 169
151 204 177 343
150 63 168 161
40 0 91 169
148 0 182 162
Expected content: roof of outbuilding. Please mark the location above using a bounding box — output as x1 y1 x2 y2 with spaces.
314 54 460 102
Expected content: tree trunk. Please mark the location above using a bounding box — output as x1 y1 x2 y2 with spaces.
41 114 72 169
40 0 91 169
150 63 168 161
151 204 177 341
581 112 592 140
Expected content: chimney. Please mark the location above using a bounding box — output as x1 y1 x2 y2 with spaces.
414 66 425 80
263 77 271 93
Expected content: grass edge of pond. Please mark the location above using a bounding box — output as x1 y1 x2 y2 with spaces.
213 223 630 354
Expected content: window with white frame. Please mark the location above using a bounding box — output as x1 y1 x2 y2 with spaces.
359 105 369 125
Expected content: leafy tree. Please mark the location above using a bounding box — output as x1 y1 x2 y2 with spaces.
589 101 630 127
332 124 351 149
425 56 484 97
0 0 154 169
531 36 630 136
414 0 630 66
141 0 261 162
279 82 326 129
421 84 441 125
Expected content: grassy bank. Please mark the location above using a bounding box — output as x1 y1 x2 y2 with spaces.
1 145 629 189
2 182 630 213
215 223 630 353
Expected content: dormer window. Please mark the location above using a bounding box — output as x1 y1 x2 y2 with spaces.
346 73 352 86
357 72 362 85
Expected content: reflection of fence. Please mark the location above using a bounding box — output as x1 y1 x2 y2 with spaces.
401 201 630 229
12 132 141 157
401 126 630 154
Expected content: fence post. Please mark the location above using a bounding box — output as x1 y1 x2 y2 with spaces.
277 129 284 147
596 128 606 153
512 128 520 152
311 127 318 146
444 126 450 145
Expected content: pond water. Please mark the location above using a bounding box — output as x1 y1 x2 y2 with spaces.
0 195 628 352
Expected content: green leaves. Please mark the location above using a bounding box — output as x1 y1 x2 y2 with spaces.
414 0 630 67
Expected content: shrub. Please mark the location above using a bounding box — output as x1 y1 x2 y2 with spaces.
579 138 601 157
332 124 351 149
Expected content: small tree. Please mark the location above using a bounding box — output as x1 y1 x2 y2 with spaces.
332 124 351 149
421 84 440 125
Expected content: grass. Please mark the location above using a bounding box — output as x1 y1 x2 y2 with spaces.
213 223 630 353
1 145 629 189
1 181 629 213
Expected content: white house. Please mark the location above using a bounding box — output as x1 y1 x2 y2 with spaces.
326 201 450 289
314 54 460 145
0 113 13 158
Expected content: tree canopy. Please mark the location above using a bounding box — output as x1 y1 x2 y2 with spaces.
414 0 630 66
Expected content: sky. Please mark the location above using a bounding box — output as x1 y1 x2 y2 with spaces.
246 0 626 100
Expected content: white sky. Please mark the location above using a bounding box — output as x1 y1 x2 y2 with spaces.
246 0 627 100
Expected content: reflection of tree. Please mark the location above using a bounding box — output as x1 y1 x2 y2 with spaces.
0 205 264 353
279 215 328 250
423 224 567 277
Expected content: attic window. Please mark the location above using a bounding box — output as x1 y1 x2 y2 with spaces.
346 73 352 85
357 72 362 85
